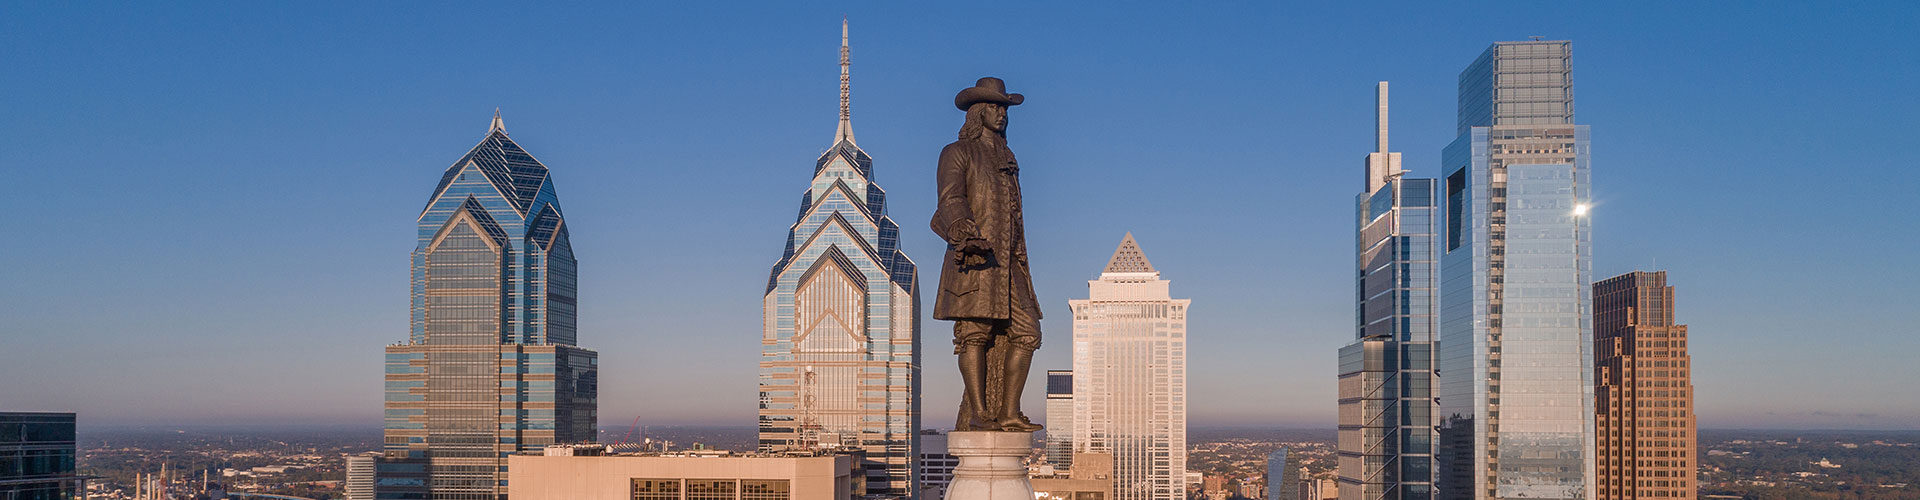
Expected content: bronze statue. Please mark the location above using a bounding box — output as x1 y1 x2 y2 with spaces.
932 77 1043 433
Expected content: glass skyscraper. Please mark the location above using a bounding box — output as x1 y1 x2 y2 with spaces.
382 112 599 500
1437 40 1595 500
758 20 921 498
1045 369 1074 468
1338 82 1438 500
1069 234 1188 500
1269 448 1299 500
0 412 83 500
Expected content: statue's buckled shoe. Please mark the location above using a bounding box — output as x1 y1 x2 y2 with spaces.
997 415 1042 433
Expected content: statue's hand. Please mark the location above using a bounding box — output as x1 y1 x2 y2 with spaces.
961 238 994 257
949 219 983 244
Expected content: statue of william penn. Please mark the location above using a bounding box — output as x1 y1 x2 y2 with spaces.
932 77 1043 433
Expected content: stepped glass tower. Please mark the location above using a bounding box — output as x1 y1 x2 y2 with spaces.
1437 40 1594 500
1339 82 1439 500
383 113 599 500
759 20 921 498
1070 234 1189 500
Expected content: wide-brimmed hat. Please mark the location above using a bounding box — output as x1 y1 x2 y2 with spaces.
954 77 1024 111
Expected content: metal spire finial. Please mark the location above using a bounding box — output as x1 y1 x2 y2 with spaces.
490 108 505 134
835 18 855 145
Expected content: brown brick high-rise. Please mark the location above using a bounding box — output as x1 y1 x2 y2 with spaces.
1594 271 1696 500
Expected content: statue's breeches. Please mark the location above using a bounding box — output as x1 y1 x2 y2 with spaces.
951 306 1041 354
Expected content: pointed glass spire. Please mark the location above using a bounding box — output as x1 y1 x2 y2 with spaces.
835 18 855 145
426 110 550 216
1103 232 1157 274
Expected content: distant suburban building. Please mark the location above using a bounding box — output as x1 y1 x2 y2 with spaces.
1069 234 1189 500
1339 81 1440 500
506 445 859 500
1267 449 1298 500
1301 477 1339 500
1033 452 1115 500
1046 369 1074 468
382 111 600 499
758 20 920 498
1595 271 1696 500
1204 475 1229 500
0 412 86 500
1437 39 1595 500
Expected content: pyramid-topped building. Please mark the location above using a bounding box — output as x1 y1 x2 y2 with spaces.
759 20 921 498
1102 232 1156 274
1071 233 1188 500
383 112 598 500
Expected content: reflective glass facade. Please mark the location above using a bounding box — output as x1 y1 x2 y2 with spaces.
1069 235 1188 500
759 128 920 497
1046 370 1074 468
0 413 81 500
1269 449 1298 500
383 121 599 500
1339 178 1440 500
1339 338 1436 500
1438 40 1594 500
1438 124 1593 500
1457 41 1574 136
1355 179 1439 344
1340 82 1438 500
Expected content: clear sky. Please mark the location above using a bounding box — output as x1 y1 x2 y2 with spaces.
3 2 1916 430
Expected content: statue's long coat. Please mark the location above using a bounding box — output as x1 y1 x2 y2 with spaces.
930 135 1042 321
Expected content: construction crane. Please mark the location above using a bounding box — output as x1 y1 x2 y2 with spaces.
619 415 643 445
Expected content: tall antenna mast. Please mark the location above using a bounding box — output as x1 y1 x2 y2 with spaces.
835 18 856 145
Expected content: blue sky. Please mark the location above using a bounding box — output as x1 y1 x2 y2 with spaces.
3 2 1916 430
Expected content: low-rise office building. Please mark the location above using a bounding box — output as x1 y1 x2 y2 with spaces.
507 445 860 500
1033 452 1114 500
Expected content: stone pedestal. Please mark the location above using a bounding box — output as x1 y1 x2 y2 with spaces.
943 431 1034 500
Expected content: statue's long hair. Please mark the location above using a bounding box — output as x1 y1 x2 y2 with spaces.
957 102 999 142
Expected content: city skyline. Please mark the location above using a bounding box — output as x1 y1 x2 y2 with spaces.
4 2 1918 431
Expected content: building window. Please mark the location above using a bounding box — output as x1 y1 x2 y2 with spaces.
1446 168 1466 252
742 479 791 500
687 479 737 500
632 478 681 500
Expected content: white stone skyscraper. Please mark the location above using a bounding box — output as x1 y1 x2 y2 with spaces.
1069 234 1188 500
759 20 921 498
